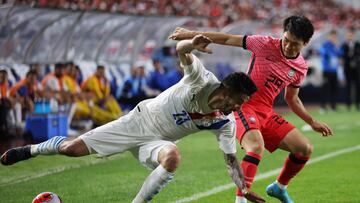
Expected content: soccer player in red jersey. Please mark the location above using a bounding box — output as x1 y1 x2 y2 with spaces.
170 15 333 203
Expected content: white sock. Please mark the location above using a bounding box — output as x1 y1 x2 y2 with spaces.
235 195 247 203
30 136 67 156
276 180 287 189
132 165 175 203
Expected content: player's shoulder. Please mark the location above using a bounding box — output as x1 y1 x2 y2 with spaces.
246 35 279 51
289 54 308 74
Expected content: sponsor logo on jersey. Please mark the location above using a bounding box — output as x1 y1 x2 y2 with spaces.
288 69 296 78
249 116 256 123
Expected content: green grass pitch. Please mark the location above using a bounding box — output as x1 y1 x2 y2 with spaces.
1 107 359 202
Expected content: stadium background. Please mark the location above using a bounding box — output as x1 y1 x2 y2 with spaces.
0 0 360 202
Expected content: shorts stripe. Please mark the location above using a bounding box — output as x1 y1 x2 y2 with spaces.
237 111 249 130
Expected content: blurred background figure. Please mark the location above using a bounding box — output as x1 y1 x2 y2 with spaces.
147 59 167 92
0 67 11 137
81 65 122 125
165 60 184 88
319 30 343 112
341 28 360 111
10 70 42 130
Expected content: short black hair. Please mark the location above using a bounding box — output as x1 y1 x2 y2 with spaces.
55 63 63 69
26 70 37 77
222 72 257 96
97 65 105 69
283 15 314 43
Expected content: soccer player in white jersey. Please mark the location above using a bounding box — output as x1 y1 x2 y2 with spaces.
1 35 265 203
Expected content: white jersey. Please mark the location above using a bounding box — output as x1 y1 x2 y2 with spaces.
137 54 236 154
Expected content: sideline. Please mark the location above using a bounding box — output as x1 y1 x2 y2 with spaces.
173 145 360 203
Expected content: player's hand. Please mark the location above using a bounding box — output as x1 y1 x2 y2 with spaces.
191 34 213 54
310 120 333 137
242 188 266 203
169 27 191 40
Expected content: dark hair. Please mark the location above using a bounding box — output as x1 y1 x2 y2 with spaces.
97 65 105 69
26 70 37 77
283 15 314 43
222 72 257 96
55 63 63 69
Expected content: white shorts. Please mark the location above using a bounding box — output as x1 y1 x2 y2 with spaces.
79 108 176 169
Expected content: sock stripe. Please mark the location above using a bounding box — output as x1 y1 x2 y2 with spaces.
54 136 66 149
289 153 308 164
243 154 260 165
36 136 66 154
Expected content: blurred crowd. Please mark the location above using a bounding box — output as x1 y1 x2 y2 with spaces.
4 0 360 28
317 28 360 113
0 59 183 137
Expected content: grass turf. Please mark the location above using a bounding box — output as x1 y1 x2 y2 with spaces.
0 107 359 202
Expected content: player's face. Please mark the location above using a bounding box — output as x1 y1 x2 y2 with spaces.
282 32 306 58
220 93 249 115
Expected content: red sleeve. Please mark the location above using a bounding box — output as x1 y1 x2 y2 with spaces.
244 35 272 55
290 70 308 88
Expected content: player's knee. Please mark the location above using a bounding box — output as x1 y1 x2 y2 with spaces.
294 142 313 157
247 140 265 155
301 143 313 157
158 145 181 172
59 140 89 157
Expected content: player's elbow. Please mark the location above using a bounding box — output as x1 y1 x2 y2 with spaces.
176 40 190 54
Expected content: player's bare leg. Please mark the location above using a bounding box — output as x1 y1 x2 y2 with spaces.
235 130 264 203
1 136 90 165
266 128 313 203
132 145 180 203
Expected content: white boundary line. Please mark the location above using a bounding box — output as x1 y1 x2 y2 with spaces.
173 145 360 203
0 156 121 187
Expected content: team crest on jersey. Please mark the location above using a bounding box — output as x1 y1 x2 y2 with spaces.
249 116 256 123
287 69 296 78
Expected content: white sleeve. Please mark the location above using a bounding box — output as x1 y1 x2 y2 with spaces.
181 54 206 84
213 115 237 154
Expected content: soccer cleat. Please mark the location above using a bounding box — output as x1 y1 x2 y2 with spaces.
1 145 32 165
266 182 294 203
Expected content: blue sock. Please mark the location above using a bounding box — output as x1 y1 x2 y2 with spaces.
31 136 67 156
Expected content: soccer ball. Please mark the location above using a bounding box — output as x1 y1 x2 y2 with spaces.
32 192 62 203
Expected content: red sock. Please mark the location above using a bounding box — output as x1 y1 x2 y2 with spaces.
277 153 309 185
236 152 262 196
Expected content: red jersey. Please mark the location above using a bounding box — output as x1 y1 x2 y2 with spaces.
243 35 308 110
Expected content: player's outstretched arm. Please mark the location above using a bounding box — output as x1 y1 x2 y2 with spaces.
170 27 244 48
224 153 266 203
285 86 333 136
176 34 213 66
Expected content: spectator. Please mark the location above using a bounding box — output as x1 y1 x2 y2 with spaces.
147 60 167 92
0 67 11 136
117 66 142 110
81 65 122 124
341 28 360 111
0 67 9 99
165 62 183 88
137 66 158 98
319 30 343 112
9 70 41 127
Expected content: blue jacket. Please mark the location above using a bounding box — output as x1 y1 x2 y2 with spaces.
319 40 343 73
